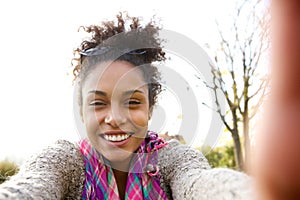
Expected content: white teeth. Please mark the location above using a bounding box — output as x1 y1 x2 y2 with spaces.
104 134 129 142
117 135 121 141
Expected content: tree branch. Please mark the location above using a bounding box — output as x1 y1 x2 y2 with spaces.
249 77 268 100
249 77 270 119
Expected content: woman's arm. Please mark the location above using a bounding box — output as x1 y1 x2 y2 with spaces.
0 140 85 200
159 140 253 200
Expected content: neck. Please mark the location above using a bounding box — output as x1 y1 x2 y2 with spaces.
110 157 132 200
110 156 132 172
113 168 128 200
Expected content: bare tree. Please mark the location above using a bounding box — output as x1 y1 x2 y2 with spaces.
203 0 270 171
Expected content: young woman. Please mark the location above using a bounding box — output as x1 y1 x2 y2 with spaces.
0 13 252 200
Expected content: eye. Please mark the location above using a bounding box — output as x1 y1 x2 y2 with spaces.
125 99 141 107
89 100 106 107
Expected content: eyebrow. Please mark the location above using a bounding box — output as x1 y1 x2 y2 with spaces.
122 89 145 97
88 90 107 96
88 89 145 97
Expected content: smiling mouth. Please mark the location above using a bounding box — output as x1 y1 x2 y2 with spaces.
100 131 134 142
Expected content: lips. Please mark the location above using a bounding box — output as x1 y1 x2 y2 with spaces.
104 134 129 142
100 130 134 142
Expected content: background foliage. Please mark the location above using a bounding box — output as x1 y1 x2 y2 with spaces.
160 133 237 170
203 145 236 169
0 160 19 184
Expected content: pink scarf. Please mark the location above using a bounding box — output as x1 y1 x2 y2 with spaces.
79 131 168 200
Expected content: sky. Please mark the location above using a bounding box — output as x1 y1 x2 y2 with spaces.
0 0 239 163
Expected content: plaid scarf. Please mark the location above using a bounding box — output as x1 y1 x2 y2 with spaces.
79 131 168 200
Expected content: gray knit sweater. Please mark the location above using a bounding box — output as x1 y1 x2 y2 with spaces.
0 139 253 200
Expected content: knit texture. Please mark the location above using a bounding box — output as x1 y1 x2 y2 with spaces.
0 139 254 200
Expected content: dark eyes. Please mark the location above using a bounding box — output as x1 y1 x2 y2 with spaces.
126 100 141 105
89 101 106 106
124 99 141 108
88 100 141 107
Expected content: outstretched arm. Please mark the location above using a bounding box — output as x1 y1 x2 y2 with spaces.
0 140 85 200
159 140 253 200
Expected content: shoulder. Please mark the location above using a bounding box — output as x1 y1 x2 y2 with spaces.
157 139 210 198
21 139 83 172
27 139 85 198
158 139 210 172
157 140 254 200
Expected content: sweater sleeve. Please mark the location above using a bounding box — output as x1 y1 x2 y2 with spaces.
0 140 85 200
159 140 255 200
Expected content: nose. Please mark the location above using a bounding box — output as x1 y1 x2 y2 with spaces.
104 105 127 127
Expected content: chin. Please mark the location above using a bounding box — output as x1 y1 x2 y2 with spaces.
101 149 133 166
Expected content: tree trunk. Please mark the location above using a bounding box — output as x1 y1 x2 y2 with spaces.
243 81 250 172
231 108 244 171
243 111 250 172
231 128 244 171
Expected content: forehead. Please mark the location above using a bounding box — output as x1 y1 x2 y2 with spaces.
82 60 147 95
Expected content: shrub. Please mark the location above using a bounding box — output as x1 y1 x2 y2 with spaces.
0 160 19 184
200 145 236 170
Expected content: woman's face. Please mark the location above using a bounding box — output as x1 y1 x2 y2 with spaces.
81 60 151 166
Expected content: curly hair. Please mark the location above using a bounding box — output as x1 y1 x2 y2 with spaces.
72 12 166 108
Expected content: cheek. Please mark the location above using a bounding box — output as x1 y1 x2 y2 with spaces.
82 109 102 131
129 110 149 127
